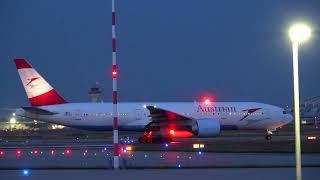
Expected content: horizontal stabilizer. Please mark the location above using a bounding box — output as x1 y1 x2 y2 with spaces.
22 107 57 115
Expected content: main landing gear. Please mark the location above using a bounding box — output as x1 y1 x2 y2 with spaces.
138 131 172 144
265 130 273 140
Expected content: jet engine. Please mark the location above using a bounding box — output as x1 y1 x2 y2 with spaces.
194 119 220 137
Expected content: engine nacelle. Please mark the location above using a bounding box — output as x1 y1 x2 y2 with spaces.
195 119 220 137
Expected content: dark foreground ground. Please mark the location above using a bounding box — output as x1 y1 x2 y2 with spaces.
0 168 318 180
0 124 319 179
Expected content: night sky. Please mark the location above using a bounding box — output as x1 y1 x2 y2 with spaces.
0 0 319 109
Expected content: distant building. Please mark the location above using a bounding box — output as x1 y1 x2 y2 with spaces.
286 96 320 125
89 82 102 102
300 96 320 117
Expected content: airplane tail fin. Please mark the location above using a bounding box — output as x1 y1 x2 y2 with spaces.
14 59 67 107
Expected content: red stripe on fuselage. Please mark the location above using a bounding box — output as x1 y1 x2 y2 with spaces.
29 89 67 106
14 59 32 69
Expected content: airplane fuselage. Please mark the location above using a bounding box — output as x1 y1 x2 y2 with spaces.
16 102 292 131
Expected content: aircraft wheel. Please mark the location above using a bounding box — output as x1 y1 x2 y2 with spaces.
265 135 272 140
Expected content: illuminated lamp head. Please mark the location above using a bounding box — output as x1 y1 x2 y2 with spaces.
289 23 311 43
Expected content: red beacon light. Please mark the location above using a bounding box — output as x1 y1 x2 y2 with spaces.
204 99 211 105
34 149 39 156
16 150 22 157
112 65 118 78
65 149 71 156
0 150 4 157
201 96 214 106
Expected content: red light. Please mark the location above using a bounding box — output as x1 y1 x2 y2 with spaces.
16 150 22 157
50 150 56 156
0 151 4 157
34 149 39 155
147 131 152 138
65 149 71 156
201 96 214 106
308 136 317 140
168 130 194 138
204 99 211 105
112 65 118 78
169 129 175 135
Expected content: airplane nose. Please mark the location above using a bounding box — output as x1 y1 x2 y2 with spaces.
286 114 294 123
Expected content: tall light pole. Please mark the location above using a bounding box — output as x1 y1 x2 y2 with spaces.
111 0 119 169
288 23 312 180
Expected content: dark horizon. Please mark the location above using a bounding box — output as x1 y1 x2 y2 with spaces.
1 0 320 109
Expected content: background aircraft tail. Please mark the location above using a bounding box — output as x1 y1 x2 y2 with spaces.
14 59 67 107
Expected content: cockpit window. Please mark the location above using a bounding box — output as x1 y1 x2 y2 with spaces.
283 111 287 114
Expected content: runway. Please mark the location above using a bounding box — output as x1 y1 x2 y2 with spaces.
0 126 319 179
1 144 320 169
0 148 319 180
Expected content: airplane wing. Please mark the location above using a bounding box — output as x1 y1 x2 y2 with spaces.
22 107 58 115
140 106 220 143
145 105 195 132
146 105 193 122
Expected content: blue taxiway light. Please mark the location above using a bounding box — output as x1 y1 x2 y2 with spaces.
22 169 30 176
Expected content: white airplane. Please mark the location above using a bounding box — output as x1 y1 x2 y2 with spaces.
14 59 293 143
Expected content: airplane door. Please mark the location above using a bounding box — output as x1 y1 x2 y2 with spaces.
135 108 142 120
74 110 81 121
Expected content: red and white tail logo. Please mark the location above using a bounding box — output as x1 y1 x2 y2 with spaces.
14 59 67 106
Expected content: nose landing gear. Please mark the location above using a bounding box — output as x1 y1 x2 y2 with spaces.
265 130 273 140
